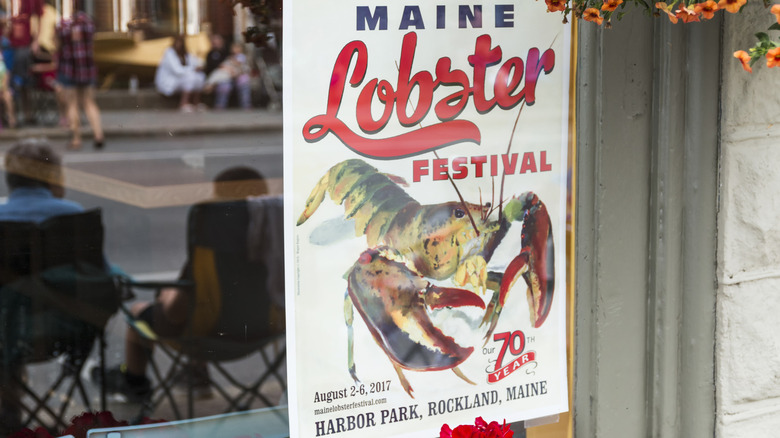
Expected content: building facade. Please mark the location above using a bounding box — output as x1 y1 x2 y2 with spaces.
568 2 777 437
1 0 240 39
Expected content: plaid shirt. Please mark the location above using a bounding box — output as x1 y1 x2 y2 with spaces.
56 11 97 85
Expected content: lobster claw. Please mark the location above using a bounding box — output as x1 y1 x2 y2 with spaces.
346 247 484 397
482 192 555 342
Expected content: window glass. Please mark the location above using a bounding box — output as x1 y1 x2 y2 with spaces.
0 0 286 436
0 1 572 437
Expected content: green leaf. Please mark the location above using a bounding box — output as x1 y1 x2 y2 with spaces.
770 23 780 31
756 32 771 43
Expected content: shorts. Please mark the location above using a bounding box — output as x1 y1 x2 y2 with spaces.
57 74 96 88
11 47 31 87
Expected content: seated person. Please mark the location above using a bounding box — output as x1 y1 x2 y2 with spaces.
205 42 252 110
203 34 228 80
0 139 124 277
0 139 82 222
154 35 206 113
0 139 111 432
101 167 271 402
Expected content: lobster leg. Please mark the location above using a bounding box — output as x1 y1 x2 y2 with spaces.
344 292 359 383
392 362 414 398
452 367 477 385
482 192 555 342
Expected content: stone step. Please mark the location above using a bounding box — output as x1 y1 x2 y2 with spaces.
94 77 275 111
95 89 179 111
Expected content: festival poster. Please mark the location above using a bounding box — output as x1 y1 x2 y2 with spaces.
284 2 571 437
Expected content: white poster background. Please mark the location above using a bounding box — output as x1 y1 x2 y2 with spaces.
284 2 570 437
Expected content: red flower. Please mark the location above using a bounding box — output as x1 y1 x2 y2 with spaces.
675 3 700 22
61 411 129 438
545 0 567 13
9 411 164 438
772 4 780 24
655 2 679 23
602 0 624 12
733 50 753 72
767 47 780 68
583 7 605 25
441 417 513 438
717 0 746 13
694 1 719 20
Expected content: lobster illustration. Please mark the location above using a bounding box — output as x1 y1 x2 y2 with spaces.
297 159 554 397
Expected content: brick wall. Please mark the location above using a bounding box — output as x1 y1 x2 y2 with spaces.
717 2 780 436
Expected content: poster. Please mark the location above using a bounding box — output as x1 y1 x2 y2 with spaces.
284 2 571 437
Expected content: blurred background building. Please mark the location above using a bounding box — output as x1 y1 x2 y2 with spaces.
0 0 279 87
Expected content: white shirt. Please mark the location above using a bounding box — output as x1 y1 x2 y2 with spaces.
154 47 203 96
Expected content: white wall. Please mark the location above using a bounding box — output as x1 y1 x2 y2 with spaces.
718 2 780 436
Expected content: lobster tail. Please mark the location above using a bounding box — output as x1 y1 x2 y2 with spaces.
297 159 419 246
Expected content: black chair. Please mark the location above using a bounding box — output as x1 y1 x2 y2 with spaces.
122 198 286 420
0 209 121 433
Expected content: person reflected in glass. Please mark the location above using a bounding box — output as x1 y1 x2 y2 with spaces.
203 33 228 81
155 35 206 113
204 42 252 110
56 6 104 150
0 139 82 222
0 139 85 432
100 167 270 402
32 0 66 129
7 0 43 125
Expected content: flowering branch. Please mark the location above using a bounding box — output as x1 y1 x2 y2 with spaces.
542 1 779 71
542 0 753 27
733 4 780 71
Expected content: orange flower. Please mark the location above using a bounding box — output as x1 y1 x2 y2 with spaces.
767 47 780 68
656 2 679 23
583 7 604 24
676 3 700 22
601 0 624 12
771 4 780 24
546 0 567 12
694 1 719 20
733 50 752 72
717 0 746 13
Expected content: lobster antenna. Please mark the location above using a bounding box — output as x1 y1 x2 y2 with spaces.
479 187 486 222
433 150 481 237
395 60 481 237
498 34 556 218
492 178 497 216
499 101 526 219
488 178 500 218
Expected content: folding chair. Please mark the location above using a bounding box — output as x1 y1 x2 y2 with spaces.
121 199 286 420
0 209 121 433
